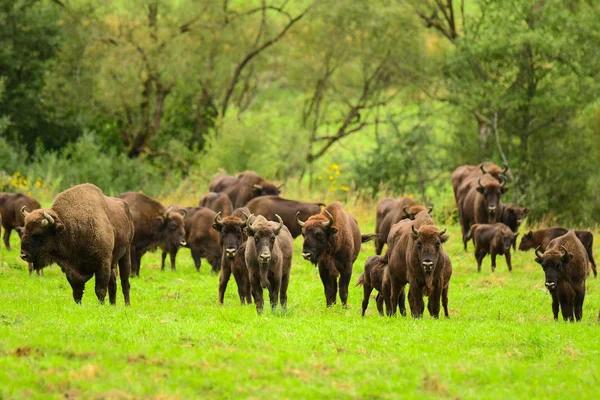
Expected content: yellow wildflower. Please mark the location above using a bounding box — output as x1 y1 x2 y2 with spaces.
409 194 414 199
340 185 350 192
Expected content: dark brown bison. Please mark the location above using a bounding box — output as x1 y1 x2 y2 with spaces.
520 228 596 278
0 192 41 250
534 231 588 321
356 254 388 316
19 184 133 305
244 214 293 314
374 196 432 255
212 207 252 304
198 192 233 216
209 170 281 208
247 195 324 238
118 192 186 277
384 211 451 318
467 223 519 272
160 206 221 273
297 202 374 307
452 162 507 203
459 175 508 250
499 204 529 249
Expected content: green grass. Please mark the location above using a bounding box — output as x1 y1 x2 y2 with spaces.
1 220 599 399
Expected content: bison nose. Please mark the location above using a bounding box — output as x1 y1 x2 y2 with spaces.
225 248 237 258
422 260 434 271
179 240 187 247
302 252 312 261
517 219 522 224
20 252 29 261
259 253 271 263
545 282 556 289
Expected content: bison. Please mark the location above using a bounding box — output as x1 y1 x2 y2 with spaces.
534 230 588 321
384 211 451 318
118 192 186 277
198 192 233 216
212 208 253 304
297 202 374 307
356 254 388 316
160 206 221 273
467 223 519 272
374 196 432 255
247 195 324 238
19 184 133 305
209 170 281 208
0 192 41 251
499 204 529 249
459 175 508 250
244 214 293 314
452 162 507 204
519 228 596 278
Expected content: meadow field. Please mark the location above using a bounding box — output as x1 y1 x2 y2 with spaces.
1 205 599 400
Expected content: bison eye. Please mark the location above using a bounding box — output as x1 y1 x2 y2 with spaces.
436 242 441 248
255 237 259 243
416 242 422 249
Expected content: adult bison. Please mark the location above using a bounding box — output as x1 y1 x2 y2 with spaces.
160 206 221 273
296 202 374 307
247 195 324 238
118 192 186 277
209 170 281 208
452 162 507 203
19 184 133 305
0 192 41 250
374 196 432 255
212 208 253 305
467 223 519 272
384 211 452 318
245 214 293 314
534 231 588 321
520 228 596 278
459 176 508 250
198 192 233 216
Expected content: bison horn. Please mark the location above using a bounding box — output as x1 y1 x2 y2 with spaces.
20 205 29 217
42 211 55 226
411 225 420 238
480 165 487 174
295 211 305 227
559 245 569 258
499 176 507 187
245 213 255 235
478 178 484 189
439 228 447 236
535 246 544 259
164 206 173 220
253 184 263 190
324 210 335 229
402 206 410 216
181 208 188 218
427 205 434 214
274 214 283 234
499 174 508 184
502 164 509 174
213 211 223 226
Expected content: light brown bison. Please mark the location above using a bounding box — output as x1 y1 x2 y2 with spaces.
245 214 293 314
297 202 374 307
212 208 252 304
534 231 588 321
118 192 186 277
467 223 519 272
374 196 432 255
198 192 233 216
209 170 281 208
520 228 596 278
356 254 388 316
20 184 133 305
247 195 324 238
0 192 41 251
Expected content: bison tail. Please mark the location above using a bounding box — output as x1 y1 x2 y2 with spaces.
466 224 479 241
355 273 365 287
361 233 378 243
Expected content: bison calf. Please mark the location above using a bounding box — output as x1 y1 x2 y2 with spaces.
467 223 519 272
244 214 293 314
534 230 588 321
356 255 388 316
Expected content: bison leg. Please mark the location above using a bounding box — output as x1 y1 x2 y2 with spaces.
588 249 597 278
504 250 512 272
375 237 384 256
399 286 407 316
375 292 384 316
279 272 290 310
558 290 575 322
551 291 559 321
475 248 486 273
190 248 202 272
389 281 402 317
130 247 142 277
250 273 264 314
318 264 337 307
338 268 352 308
108 268 117 305
361 283 374 317
442 285 449 318
169 250 177 271
490 252 497 273
574 289 585 322
94 264 111 304
118 247 132 306
218 261 232 304
66 275 86 304
383 281 393 316
408 284 425 319
3 227 11 251
269 277 281 311
427 287 442 319
160 250 167 271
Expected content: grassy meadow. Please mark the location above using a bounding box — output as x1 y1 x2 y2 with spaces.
0 202 599 399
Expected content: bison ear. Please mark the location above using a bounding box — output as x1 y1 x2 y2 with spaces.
500 186 509 194
514 232 520 239
562 252 574 264
55 222 65 232
440 233 449 243
534 257 543 265
524 208 530 214
328 226 338 235
476 186 485 194
526 231 533 237
211 222 221 232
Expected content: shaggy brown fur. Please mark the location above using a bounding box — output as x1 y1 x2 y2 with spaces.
209 170 281 208
198 192 233 216
20 184 133 305
247 195 324 238
118 192 186 277
520 228 596 278
298 202 373 307
452 162 506 204
374 196 431 255
245 215 293 314
356 254 388 316
0 192 41 252
535 231 588 321
467 223 519 273
499 204 529 249
212 207 252 304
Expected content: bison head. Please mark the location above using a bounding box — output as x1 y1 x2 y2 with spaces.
246 214 283 288
535 245 572 291
402 205 433 220
498 229 519 252
19 207 64 270
252 181 281 198
476 178 508 216
212 211 248 258
503 205 530 229
155 207 186 250
297 210 337 265
410 225 449 274
518 231 535 251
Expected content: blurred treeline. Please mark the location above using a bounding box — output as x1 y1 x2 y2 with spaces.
1 0 599 224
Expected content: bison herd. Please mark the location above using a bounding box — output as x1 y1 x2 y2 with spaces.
0 166 598 321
